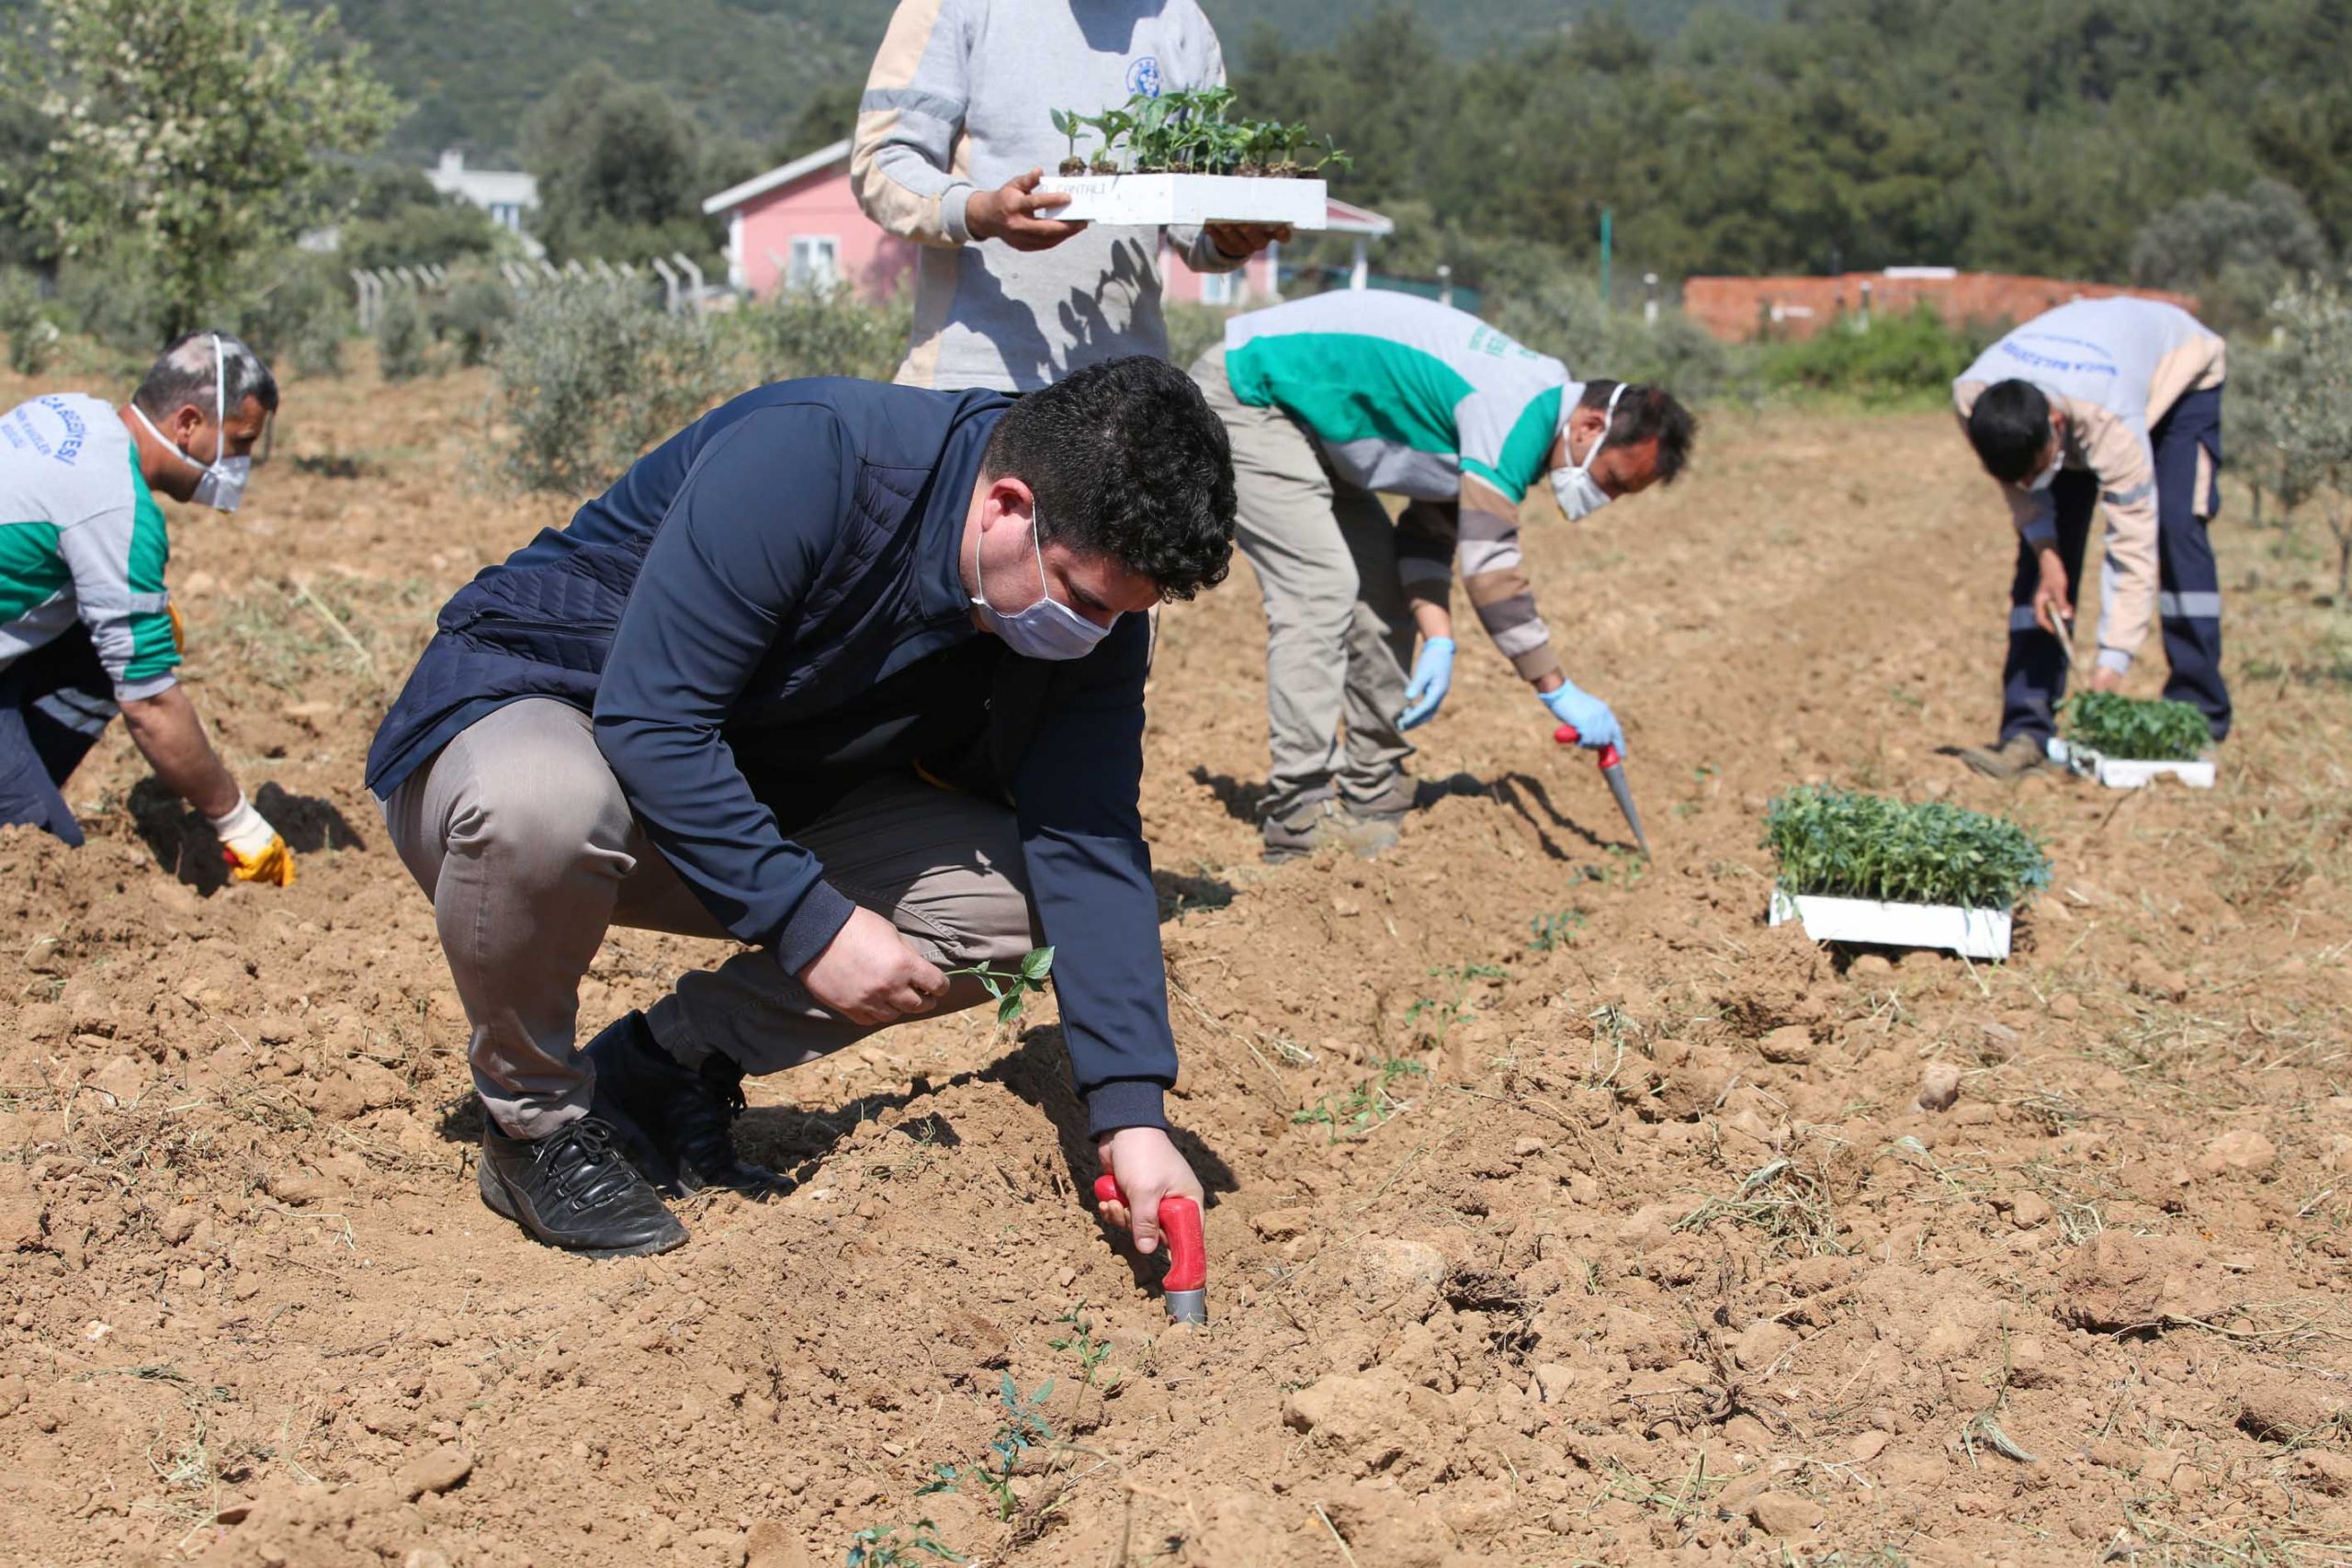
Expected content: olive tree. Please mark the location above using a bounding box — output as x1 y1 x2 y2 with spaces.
2262 279 2352 594
20 0 399 336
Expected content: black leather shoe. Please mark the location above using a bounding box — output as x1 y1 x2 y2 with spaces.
582 1012 791 1200
476 1116 687 1257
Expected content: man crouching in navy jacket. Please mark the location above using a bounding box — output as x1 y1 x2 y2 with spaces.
365 358 1235 1257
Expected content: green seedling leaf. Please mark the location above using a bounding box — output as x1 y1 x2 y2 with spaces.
1020 945 1056 980
1764 784 2050 910
2062 691 2211 761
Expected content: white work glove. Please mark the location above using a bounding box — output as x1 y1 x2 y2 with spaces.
207 795 296 886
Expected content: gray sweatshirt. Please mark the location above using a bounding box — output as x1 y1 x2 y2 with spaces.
852 0 1245 392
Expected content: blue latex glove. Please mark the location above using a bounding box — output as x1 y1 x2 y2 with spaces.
1397 637 1455 730
1538 681 1624 754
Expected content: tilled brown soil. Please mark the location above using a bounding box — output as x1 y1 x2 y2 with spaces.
1 364 2347 1568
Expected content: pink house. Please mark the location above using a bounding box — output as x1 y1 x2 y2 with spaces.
703 140 1394 310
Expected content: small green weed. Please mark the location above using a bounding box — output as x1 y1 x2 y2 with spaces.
2063 691 2211 761
943 946 1056 1025
1766 785 2050 909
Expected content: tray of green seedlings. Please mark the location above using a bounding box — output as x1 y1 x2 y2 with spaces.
1764 785 2051 960
2044 692 2215 789
1038 87 1345 229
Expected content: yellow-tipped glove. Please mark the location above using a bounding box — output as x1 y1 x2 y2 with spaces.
207 795 297 887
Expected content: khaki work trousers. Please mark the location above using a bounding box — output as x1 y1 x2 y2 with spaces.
1192 346 1417 823
382 698 1039 1138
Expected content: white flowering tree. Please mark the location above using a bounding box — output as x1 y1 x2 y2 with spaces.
22 0 399 334
2264 279 2352 595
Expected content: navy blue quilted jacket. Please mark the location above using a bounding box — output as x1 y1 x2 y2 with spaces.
367 378 1176 1133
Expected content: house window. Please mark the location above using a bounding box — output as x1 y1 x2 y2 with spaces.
788 235 842 292
1199 268 1241 307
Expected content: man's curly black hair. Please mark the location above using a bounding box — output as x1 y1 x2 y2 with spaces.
983 355 1236 601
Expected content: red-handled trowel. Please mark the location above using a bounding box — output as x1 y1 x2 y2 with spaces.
1093 1174 1207 1325
1555 724 1650 856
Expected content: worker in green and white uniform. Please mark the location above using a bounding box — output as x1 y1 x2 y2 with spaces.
1191 291 1697 860
0 331 296 884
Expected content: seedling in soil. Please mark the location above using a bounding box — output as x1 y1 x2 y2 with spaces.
1528 908 1588 951
846 1521 961 1566
1578 845 1647 890
1047 1307 1120 1419
921 1375 1057 1522
2062 691 2211 761
1766 785 2050 910
943 946 1055 1025
1292 1057 1425 1140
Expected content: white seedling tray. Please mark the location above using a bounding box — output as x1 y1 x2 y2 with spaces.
1769 888 2013 961
2044 738 2214 790
1037 174 1329 229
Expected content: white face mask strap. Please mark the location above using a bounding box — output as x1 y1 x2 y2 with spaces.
975 496 1051 611
212 333 226 438
1578 381 1631 474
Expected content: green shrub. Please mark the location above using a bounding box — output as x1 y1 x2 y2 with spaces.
1491 275 1745 405
492 280 721 493
1766 785 2050 910
375 290 432 382
721 288 910 383
431 268 516 367
0 268 62 376
1756 306 1996 403
235 252 353 379
2062 692 2211 761
51 254 168 361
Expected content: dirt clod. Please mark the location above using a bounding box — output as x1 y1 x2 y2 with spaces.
1747 1491 1826 1535
2199 1127 2278 1177
2057 1234 2234 1332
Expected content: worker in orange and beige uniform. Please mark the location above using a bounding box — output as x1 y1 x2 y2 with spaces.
1951 297 2229 777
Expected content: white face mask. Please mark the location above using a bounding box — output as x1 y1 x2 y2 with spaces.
2025 444 2062 491
130 333 250 513
1551 381 1630 522
972 507 1115 661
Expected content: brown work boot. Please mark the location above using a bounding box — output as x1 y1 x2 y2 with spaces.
1343 773 1418 825
1954 732 2056 780
1261 799 1401 863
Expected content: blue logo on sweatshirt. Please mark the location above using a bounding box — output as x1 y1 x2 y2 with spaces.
1126 56 1162 97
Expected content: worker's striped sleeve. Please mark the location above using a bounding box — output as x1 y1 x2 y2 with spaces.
1456 500 1560 682
851 0 976 248
1398 497 1560 683
1395 499 1454 609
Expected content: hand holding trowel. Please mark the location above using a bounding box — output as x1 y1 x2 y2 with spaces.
1554 723 1650 856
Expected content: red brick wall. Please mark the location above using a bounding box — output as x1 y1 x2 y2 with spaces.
1680 273 2200 343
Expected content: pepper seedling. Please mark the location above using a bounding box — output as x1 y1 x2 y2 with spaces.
944 945 1057 1025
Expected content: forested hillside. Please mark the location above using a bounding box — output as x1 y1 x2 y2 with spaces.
1235 0 2352 288
311 0 1752 161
